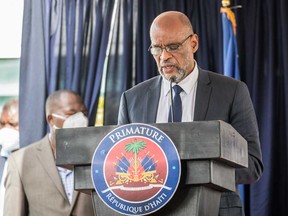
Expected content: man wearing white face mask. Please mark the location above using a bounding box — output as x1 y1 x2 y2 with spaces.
4 90 94 216
0 98 19 216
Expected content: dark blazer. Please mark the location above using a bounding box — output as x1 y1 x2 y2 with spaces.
4 135 94 216
118 68 263 215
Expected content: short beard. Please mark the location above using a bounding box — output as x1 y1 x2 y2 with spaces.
159 66 186 83
174 68 185 82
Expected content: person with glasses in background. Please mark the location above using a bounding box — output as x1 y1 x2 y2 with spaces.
4 90 94 216
118 11 263 216
0 98 19 216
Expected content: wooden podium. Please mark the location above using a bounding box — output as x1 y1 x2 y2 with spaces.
56 120 248 216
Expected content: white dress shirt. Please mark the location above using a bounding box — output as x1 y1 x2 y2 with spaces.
156 63 199 123
57 166 74 204
49 133 74 204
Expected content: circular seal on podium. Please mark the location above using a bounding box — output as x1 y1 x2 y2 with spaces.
91 123 181 215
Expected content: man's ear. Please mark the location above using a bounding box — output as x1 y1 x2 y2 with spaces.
47 114 53 125
192 41 197 49
191 34 199 52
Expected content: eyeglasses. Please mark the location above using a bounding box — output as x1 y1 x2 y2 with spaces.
148 34 193 56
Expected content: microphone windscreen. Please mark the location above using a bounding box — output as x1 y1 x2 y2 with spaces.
169 76 176 83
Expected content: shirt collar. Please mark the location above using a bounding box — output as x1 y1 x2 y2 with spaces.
163 62 199 96
57 166 73 174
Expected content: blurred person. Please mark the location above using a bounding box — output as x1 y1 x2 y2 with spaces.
0 98 19 216
4 90 94 216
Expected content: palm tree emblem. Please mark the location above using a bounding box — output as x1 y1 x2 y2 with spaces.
125 140 146 181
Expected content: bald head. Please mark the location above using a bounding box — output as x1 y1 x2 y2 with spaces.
45 90 85 117
148 11 199 83
0 98 19 129
1 99 18 117
150 11 193 39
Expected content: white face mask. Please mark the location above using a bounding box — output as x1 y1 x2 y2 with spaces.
0 128 20 158
52 112 88 129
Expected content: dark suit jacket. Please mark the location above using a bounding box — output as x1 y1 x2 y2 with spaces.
4 135 94 216
118 68 263 215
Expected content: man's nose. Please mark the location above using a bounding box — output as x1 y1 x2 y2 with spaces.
160 48 172 61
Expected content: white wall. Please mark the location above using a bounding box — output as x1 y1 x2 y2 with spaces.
0 0 24 58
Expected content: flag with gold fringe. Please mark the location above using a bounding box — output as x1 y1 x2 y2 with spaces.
221 6 240 79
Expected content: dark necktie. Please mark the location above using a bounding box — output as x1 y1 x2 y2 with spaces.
168 85 183 122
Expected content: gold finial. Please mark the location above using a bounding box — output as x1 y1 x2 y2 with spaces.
222 0 230 7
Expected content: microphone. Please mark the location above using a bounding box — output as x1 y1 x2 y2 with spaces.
169 76 176 83
169 76 176 122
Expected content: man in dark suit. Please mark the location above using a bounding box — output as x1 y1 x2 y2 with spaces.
4 90 94 216
118 11 263 215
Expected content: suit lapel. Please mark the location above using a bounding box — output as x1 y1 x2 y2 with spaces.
145 76 162 123
194 69 212 121
69 190 79 214
36 135 68 202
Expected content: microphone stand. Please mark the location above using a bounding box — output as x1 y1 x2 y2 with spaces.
169 76 176 123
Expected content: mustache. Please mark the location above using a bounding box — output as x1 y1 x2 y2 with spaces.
160 64 180 70
158 66 185 82
160 60 177 67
